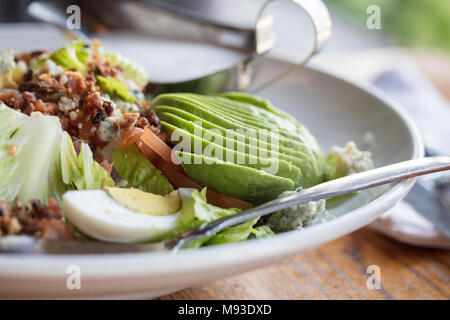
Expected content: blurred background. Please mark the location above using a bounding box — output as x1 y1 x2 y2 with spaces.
1 0 450 51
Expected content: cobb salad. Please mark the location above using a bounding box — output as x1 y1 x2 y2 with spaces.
0 41 373 248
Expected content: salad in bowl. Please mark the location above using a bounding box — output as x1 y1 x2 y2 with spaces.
0 41 373 248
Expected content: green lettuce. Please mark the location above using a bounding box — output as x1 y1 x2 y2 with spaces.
162 188 261 248
96 76 136 103
50 40 89 73
0 104 66 203
49 41 148 85
0 103 113 203
98 49 149 86
205 218 259 246
251 225 275 239
61 132 114 190
205 219 274 245
112 145 173 195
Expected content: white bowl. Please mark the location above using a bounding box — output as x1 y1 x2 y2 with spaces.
0 58 422 299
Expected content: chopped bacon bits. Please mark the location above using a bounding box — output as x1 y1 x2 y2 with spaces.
0 197 75 239
100 159 114 175
0 48 162 158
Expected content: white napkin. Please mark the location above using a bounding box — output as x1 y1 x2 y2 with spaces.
313 50 450 248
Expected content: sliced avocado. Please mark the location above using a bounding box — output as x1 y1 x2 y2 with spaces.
161 121 304 185
218 92 296 121
193 95 302 133
177 151 295 203
153 94 306 145
153 103 307 151
152 93 329 202
155 108 308 160
159 114 305 164
174 94 304 138
159 112 326 188
193 95 304 131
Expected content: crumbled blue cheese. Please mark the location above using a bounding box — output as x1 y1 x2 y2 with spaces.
38 59 64 76
98 109 123 142
69 111 78 121
58 96 77 112
59 74 68 85
125 79 144 102
13 61 27 80
268 192 328 232
114 98 139 113
96 94 126 142
363 131 375 149
0 49 26 88
329 141 374 175
97 121 117 142
0 49 14 74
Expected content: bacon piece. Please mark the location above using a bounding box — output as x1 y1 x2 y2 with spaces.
120 126 144 148
137 140 252 210
100 159 114 175
0 198 75 239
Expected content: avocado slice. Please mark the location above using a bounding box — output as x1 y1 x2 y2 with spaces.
218 92 297 121
161 120 304 185
152 93 328 203
192 95 302 133
155 108 309 160
159 113 303 163
156 106 327 185
176 151 295 203
159 113 328 185
153 103 307 151
153 94 307 145
169 94 305 139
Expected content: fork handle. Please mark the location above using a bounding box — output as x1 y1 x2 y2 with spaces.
169 156 450 250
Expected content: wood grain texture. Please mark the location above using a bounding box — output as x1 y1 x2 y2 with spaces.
159 228 450 300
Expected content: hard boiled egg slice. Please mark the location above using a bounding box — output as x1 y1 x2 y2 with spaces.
63 190 179 243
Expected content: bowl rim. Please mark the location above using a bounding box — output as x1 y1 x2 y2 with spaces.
0 60 424 278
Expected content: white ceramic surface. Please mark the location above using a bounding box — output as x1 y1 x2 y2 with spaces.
0 57 423 299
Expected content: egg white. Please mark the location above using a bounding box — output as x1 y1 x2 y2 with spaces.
63 190 179 243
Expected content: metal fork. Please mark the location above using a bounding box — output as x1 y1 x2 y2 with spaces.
1 156 449 254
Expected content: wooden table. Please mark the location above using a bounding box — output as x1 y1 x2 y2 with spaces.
160 51 450 300
160 228 449 299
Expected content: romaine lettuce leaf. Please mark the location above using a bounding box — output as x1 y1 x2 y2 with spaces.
205 218 274 245
161 188 261 248
0 104 67 203
50 40 89 73
49 41 148 85
112 145 173 195
0 103 113 203
98 50 149 86
205 218 259 246
96 76 136 103
61 132 114 190
251 225 275 239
